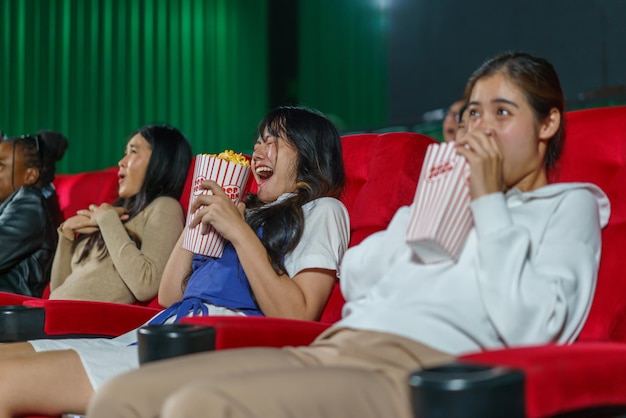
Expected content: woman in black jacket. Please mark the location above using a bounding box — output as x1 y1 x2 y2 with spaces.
0 131 68 296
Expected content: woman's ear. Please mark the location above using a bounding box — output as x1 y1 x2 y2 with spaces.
538 108 561 141
22 167 41 186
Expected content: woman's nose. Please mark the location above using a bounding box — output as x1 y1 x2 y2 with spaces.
253 143 267 159
468 116 488 133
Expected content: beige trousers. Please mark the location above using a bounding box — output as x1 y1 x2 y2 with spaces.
88 328 454 418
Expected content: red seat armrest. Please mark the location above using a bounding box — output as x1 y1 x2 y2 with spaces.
23 299 46 308
459 342 626 417
0 291 38 306
181 316 331 350
24 299 160 337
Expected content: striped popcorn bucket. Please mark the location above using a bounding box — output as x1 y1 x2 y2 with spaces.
405 141 473 263
182 154 251 257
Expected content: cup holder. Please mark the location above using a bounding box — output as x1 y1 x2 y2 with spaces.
409 362 525 418
137 323 216 365
0 305 46 342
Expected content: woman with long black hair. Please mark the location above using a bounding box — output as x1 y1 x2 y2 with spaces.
49 125 192 304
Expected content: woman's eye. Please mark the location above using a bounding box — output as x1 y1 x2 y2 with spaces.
468 109 479 118
497 108 510 116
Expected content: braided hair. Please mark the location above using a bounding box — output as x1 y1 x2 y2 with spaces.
3 131 68 190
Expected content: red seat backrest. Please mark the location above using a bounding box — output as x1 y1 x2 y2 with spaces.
53 156 204 224
548 106 626 342
52 167 119 222
178 158 196 215
319 132 437 323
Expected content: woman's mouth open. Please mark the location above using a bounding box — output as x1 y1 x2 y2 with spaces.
255 166 273 186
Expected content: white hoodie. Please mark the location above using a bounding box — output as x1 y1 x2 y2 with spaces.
338 183 611 355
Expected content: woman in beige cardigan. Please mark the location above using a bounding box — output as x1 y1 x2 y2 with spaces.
49 125 192 304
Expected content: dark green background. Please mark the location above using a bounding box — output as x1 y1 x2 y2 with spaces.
0 0 387 173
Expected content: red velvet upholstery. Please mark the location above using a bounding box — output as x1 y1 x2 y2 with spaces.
178 157 197 220
182 316 331 350
461 343 626 417
321 132 436 323
339 133 434 247
549 106 626 343
52 167 120 222
23 299 160 337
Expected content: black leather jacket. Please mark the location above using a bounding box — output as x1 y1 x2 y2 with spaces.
0 186 57 296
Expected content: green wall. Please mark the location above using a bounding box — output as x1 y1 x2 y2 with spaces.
0 0 388 173
298 0 387 133
0 0 269 173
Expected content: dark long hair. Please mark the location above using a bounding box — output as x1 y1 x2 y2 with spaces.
463 51 565 171
245 106 346 275
74 125 192 262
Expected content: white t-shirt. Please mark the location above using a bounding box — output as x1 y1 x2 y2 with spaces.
284 197 350 279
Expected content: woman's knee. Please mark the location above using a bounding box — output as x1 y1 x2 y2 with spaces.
0 341 35 359
88 373 147 417
160 367 410 418
162 383 238 418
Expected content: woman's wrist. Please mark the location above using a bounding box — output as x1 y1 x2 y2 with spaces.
60 223 75 241
228 223 257 248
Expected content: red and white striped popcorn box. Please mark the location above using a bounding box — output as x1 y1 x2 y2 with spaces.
405 142 473 263
182 154 251 257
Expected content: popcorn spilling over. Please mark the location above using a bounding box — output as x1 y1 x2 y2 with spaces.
209 150 251 167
